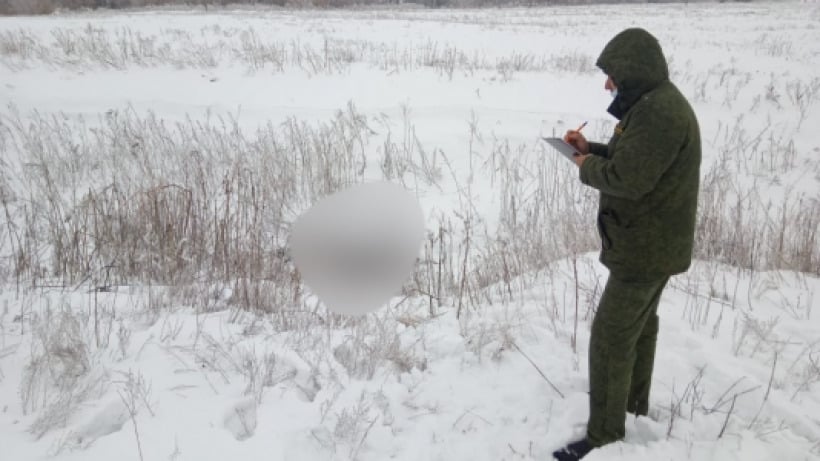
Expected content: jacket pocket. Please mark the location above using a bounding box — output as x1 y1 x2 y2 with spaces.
597 215 610 250
598 210 625 250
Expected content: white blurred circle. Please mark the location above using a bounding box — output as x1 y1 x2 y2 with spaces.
289 181 425 316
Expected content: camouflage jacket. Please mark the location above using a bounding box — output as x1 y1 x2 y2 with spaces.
580 28 702 280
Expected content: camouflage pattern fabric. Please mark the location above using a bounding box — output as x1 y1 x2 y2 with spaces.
578 28 701 448
582 28 701 281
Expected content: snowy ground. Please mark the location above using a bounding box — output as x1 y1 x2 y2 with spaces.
1 2 820 461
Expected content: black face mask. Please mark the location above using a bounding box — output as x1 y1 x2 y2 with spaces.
605 85 644 121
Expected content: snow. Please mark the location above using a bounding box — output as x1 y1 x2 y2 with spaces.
1 2 820 461
3 260 819 460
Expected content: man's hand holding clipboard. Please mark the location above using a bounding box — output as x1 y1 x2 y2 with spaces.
542 121 591 167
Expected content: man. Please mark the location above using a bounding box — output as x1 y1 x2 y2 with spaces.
552 28 701 461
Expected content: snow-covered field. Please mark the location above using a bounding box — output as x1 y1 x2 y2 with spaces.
1 2 819 460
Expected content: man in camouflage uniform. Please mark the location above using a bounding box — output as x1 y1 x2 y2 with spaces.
553 28 701 461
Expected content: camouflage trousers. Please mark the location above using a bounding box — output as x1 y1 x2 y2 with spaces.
586 274 669 447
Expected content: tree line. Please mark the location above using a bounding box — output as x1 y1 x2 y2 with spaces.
0 0 702 15
1 0 275 15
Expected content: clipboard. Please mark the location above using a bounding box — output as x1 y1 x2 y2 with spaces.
541 137 580 162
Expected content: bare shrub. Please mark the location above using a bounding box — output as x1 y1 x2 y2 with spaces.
665 366 706 438
694 117 820 275
236 348 298 403
789 342 820 401
0 24 599 82
115 370 153 461
754 33 793 58
330 391 382 460
20 305 109 438
548 51 595 74
333 315 426 380
0 103 372 306
785 77 820 128
476 137 598 290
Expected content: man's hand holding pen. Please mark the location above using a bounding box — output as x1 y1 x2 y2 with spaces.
564 121 591 168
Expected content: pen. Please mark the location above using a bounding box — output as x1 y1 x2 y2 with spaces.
574 121 588 132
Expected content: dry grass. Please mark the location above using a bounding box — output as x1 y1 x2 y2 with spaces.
0 25 599 79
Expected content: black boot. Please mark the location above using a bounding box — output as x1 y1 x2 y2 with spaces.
552 438 593 461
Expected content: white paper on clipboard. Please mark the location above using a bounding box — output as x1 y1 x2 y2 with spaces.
541 137 580 162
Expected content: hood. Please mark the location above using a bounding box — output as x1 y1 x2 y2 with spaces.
596 28 669 119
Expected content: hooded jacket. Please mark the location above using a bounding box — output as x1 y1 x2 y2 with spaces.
580 28 701 280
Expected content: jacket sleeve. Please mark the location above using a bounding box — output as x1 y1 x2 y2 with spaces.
578 102 687 200
588 142 608 157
